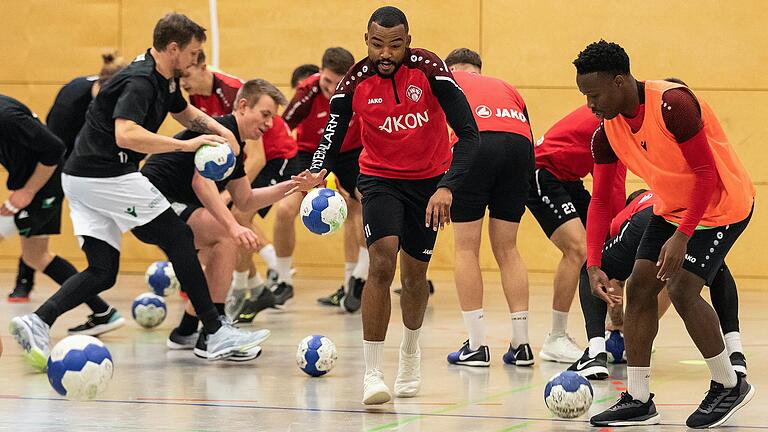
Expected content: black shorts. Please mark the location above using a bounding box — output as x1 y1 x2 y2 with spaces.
636 206 753 285
527 168 591 238
452 132 533 223
169 202 201 223
601 207 654 281
14 172 64 237
251 157 296 217
358 174 442 262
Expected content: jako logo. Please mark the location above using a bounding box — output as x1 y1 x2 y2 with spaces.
368 98 383 104
378 111 429 133
422 249 433 255
475 105 492 118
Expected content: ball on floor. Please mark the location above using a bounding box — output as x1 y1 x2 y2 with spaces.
296 335 338 377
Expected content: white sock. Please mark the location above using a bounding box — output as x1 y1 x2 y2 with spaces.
401 326 421 355
510 311 529 347
724 331 743 355
275 257 292 284
551 310 569 336
588 337 606 357
258 244 278 270
364 340 385 373
344 262 356 289
248 272 264 289
627 366 651 403
352 247 369 280
232 271 249 291
705 349 738 388
462 309 486 350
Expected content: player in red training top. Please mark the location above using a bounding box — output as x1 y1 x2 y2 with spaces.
568 188 746 381
303 7 479 405
273 47 370 313
575 40 755 428
181 50 243 116
526 104 629 364
439 48 535 368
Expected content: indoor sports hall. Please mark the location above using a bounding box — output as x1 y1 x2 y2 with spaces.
0 1 765 430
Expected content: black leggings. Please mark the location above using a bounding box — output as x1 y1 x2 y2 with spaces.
579 263 740 339
36 208 220 332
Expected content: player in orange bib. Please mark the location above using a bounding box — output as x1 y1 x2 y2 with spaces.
575 40 755 428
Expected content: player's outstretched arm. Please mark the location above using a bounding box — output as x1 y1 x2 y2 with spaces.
309 93 353 184
191 172 260 250
172 104 240 156
229 170 326 212
115 118 227 154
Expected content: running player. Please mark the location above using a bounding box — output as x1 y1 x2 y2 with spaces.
569 189 748 380
440 48 535 368
274 47 368 312
9 13 269 370
142 79 316 358
8 52 126 304
575 40 755 428
526 105 628 363
0 95 87 336
303 6 479 404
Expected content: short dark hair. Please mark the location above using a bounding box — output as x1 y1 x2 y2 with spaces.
195 49 206 66
368 6 409 32
664 77 688 86
573 40 630 76
626 189 649 207
321 47 355 76
152 13 207 51
291 64 320 88
236 79 288 108
445 48 482 70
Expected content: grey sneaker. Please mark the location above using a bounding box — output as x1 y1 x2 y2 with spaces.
166 329 200 350
9 314 50 371
205 320 271 361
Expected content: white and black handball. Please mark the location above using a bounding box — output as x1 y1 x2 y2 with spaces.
131 293 167 328
145 261 180 297
300 188 347 235
296 335 338 377
544 371 594 418
194 144 236 181
47 335 114 400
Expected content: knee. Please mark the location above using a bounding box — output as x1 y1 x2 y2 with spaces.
400 272 427 293
368 253 396 283
276 200 299 222
561 238 587 263
625 274 657 307
87 261 118 289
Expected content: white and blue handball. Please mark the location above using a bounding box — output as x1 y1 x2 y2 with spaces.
195 144 236 181
131 293 167 328
300 188 347 235
296 335 338 377
606 330 627 364
145 261 179 297
544 371 594 418
47 335 114 400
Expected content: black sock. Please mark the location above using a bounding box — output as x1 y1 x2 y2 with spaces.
42 255 77 285
176 312 200 336
16 257 35 285
214 303 226 316
86 297 111 315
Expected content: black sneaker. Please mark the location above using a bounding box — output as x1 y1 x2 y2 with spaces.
8 283 32 303
67 308 126 336
730 351 747 377
568 348 609 380
591 392 660 426
686 374 755 428
193 331 262 362
317 286 344 307
341 277 364 313
271 282 294 307
394 280 435 295
502 343 534 366
235 289 277 323
447 340 490 367
265 268 278 285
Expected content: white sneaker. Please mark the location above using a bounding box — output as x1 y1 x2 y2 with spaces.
206 320 271 361
362 369 392 405
9 314 50 371
394 349 421 397
539 332 583 363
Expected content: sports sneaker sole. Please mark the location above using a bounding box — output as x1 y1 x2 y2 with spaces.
539 351 581 363
574 366 609 380
394 384 420 398
505 359 535 367
9 318 48 372
195 346 262 362
592 412 661 426
7 297 30 303
363 386 392 405
68 317 126 336
702 384 755 429
449 359 491 367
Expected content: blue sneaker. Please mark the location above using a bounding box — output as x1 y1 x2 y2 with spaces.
503 343 534 366
447 340 490 367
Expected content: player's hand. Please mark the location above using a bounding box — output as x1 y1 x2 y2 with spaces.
286 169 327 195
1 189 34 216
228 224 261 250
425 187 452 232
657 230 689 281
587 266 622 307
184 135 228 152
